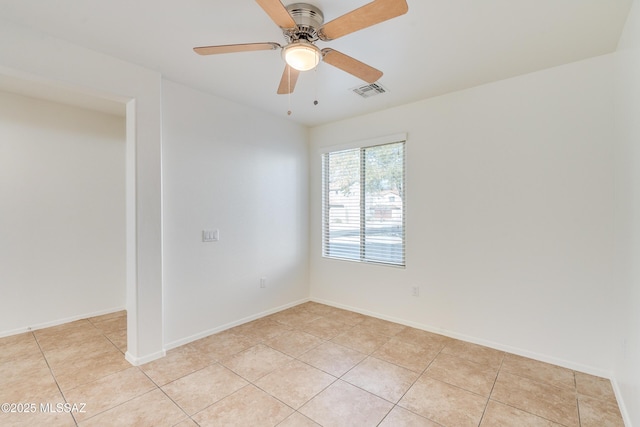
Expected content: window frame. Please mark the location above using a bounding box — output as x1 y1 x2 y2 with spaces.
320 133 407 268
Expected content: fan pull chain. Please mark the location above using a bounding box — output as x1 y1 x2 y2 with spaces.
313 66 319 106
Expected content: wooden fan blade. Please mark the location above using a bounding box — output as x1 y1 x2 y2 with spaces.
318 0 408 41
322 48 382 83
194 42 280 55
255 0 297 29
277 65 300 94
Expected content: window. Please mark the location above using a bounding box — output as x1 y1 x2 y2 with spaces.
322 138 405 266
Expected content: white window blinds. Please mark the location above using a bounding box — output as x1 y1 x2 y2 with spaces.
322 140 405 266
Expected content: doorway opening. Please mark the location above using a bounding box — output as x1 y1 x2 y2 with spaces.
0 71 137 359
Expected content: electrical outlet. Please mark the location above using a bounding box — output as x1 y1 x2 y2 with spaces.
202 229 219 242
260 277 267 288
411 286 420 297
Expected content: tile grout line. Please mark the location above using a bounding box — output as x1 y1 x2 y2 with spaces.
155 383 193 426
388 338 448 425
276 309 451 426
286 313 452 426
477 352 506 426
486 357 580 427
572 370 585 427
31 330 79 427
52 315 158 426
249 334 339 418
246 313 366 425
138 352 226 427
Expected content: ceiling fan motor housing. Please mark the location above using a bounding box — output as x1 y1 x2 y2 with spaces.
284 3 324 43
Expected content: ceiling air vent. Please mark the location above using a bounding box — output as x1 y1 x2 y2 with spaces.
351 83 388 98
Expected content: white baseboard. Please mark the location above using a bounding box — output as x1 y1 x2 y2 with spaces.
125 349 166 366
310 297 614 379
0 306 126 338
610 377 634 427
163 297 311 351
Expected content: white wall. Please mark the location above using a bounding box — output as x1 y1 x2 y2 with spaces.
161 79 309 347
613 0 640 424
0 18 163 364
310 54 617 375
0 91 126 335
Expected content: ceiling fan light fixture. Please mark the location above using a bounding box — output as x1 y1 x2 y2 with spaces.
282 41 321 71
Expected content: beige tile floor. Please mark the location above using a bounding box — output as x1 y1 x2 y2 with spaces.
0 302 625 426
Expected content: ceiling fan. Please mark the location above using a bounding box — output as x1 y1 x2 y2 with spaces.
193 0 409 94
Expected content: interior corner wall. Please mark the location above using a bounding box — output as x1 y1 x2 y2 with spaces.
309 54 617 375
613 0 640 424
0 91 125 335
161 79 309 347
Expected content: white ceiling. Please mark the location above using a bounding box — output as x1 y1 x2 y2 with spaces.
0 0 632 126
